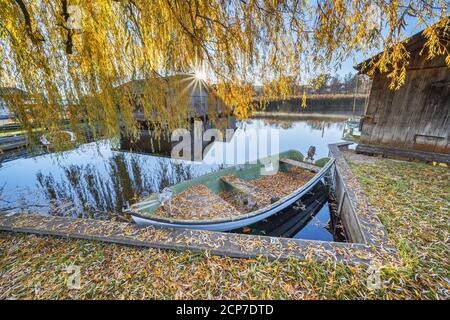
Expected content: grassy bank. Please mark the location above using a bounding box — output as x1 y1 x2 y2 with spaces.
0 157 448 299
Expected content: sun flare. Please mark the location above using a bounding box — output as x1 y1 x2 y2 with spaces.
194 65 207 81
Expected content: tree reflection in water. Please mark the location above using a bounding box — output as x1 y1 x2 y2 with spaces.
1 117 345 221
35 153 197 220
258 117 345 132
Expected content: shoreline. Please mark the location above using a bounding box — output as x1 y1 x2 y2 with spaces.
251 111 357 120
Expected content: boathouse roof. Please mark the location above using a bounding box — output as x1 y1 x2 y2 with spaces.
355 20 450 74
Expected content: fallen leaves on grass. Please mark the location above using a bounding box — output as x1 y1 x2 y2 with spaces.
0 158 448 299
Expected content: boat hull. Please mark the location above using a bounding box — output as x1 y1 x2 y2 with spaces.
130 158 335 231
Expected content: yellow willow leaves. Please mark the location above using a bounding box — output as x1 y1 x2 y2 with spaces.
216 82 255 120
422 16 450 66
387 42 410 90
301 88 307 108
0 0 448 148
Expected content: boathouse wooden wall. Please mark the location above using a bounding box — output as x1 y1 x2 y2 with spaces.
360 37 450 154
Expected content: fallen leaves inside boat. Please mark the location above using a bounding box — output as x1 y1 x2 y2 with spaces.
154 185 243 220
153 166 315 220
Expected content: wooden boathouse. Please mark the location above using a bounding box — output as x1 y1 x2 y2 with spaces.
115 74 235 158
115 74 227 121
355 27 450 162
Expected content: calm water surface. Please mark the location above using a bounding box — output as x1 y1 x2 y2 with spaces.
0 117 347 240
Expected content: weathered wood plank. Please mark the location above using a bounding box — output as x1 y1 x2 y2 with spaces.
0 135 28 152
329 143 399 258
220 175 271 208
153 184 242 221
356 144 450 164
279 158 320 173
0 213 374 265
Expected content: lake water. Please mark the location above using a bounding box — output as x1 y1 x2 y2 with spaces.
0 116 347 241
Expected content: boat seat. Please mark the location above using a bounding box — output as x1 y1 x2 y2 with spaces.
153 185 242 220
279 158 320 173
220 175 274 209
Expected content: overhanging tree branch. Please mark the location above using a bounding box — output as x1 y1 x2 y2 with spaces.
13 0 45 44
60 0 74 54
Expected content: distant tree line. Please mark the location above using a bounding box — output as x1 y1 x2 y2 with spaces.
309 73 372 95
255 73 371 98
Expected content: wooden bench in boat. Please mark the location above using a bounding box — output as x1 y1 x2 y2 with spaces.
279 158 321 173
154 185 242 220
220 175 274 209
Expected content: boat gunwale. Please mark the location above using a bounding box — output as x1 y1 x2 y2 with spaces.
129 156 335 226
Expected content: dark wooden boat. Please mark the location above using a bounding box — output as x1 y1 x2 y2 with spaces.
128 150 335 231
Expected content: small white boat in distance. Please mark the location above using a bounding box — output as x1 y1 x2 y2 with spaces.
40 130 76 150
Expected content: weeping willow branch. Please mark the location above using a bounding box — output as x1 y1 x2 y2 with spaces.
60 0 74 54
13 0 45 44
0 0 448 150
